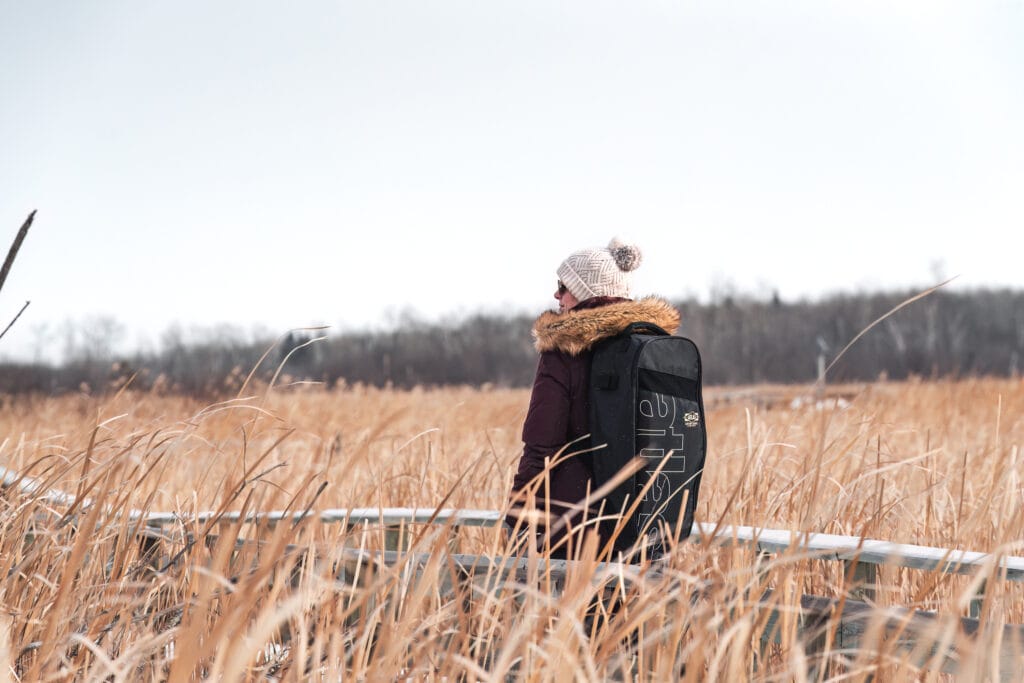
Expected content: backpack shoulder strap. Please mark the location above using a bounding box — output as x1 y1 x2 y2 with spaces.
622 321 670 337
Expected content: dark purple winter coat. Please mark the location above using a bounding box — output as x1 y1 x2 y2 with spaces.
508 296 681 557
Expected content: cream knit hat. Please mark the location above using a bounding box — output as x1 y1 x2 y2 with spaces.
557 237 643 301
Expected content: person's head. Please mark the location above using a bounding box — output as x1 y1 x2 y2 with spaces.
555 237 643 313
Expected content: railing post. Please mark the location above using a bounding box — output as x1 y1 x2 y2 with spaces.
801 600 832 682
969 579 986 619
844 558 877 603
383 524 406 551
755 550 774 671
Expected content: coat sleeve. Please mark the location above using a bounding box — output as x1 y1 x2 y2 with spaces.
511 351 572 494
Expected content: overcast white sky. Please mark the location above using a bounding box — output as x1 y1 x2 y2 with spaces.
1 1 1022 361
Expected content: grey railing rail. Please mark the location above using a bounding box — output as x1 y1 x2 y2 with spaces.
4 464 1024 585
141 507 504 527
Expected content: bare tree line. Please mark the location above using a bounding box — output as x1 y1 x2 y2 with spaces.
684 288 1022 384
1 286 1022 396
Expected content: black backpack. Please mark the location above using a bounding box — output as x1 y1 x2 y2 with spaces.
588 322 706 559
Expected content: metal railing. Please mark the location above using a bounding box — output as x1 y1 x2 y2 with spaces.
4 464 1023 584
8 464 1024 598
5 463 1024 679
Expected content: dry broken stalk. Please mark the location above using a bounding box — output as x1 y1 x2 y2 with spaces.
0 210 35 341
0 210 35 296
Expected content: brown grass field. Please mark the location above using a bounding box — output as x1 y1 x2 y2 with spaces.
1 377 1022 681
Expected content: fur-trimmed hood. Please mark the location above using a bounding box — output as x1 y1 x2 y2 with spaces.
532 296 680 356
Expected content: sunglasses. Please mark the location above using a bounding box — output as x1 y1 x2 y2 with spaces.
557 281 568 295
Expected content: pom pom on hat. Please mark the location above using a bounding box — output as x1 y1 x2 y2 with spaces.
556 236 643 301
608 236 642 272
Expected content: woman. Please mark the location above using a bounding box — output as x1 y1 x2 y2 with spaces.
508 237 680 559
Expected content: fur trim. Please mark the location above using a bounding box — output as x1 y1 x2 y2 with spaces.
532 296 681 355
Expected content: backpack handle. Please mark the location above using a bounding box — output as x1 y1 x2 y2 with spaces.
625 321 670 337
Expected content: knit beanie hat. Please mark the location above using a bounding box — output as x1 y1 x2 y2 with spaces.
557 237 643 301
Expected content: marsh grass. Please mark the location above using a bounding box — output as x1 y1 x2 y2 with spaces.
1 377 1023 680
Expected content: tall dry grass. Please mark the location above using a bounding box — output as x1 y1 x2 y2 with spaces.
0 377 1022 680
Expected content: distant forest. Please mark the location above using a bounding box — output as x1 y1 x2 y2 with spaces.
1 288 1022 396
